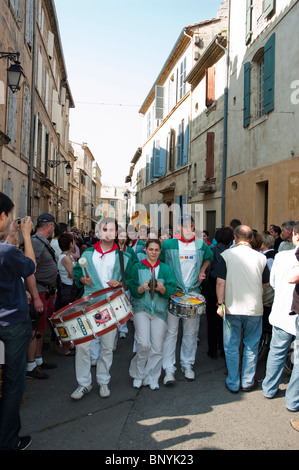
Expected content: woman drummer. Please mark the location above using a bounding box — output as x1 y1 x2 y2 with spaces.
127 239 176 390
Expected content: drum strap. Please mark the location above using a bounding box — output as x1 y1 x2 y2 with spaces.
118 250 127 290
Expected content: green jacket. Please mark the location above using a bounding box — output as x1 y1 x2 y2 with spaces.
73 246 132 298
127 261 177 322
159 237 213 293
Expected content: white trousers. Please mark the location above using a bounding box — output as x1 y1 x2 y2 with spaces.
75 328 117 387
129 311 168 388
162 312 200 373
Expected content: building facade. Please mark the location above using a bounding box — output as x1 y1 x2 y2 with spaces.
0 0 75 225
71 141 102 232
226 0 299 230
135 2 228 234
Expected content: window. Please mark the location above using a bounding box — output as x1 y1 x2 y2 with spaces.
177 120 189 168
155 86 164 120
205 67 215 107
22 87 31 158
179 57 187 100
264 0 275 18
147 111 151 138
257 56 264 119
243 33 275 127
7 89 17 147
245 0 253 45
168 129 175 172
206 132 215 179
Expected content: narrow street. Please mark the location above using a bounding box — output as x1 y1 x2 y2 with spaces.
20 315 298 452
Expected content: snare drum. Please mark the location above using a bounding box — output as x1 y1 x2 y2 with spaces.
50 287 133 346
169 291 206 319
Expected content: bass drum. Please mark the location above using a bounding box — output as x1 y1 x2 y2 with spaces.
50 287 133 347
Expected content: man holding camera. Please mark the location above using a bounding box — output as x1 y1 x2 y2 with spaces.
26 213 58 379
0 193 36 450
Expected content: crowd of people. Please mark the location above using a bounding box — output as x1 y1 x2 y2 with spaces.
0 191 298 450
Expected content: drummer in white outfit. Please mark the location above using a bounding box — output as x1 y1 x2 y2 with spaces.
71 218 131 400
160 215 213 385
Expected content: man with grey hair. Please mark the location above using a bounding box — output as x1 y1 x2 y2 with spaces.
26 213 58 379
279 220 295 252
214 225 269 393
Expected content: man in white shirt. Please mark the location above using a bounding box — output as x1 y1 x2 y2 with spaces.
215 225 269 393
262 222 299 412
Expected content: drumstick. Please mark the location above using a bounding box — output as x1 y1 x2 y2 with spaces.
78 257 90 278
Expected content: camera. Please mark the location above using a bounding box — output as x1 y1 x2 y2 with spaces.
17 217 27 225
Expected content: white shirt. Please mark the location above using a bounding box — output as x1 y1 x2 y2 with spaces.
58 254 74 286
178 240 197 289
269 248 297 335
92 250 116 288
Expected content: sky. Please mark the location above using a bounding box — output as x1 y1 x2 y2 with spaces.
54 0 224 185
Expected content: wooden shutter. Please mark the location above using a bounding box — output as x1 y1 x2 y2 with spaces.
159 145 167 176
263 33 275 114
145 155 150 185
206 132 215 179
177 121 183 168
245 0 253 45
264 0 275 17
205 67 215 107
243 62 251 127
153 140 161 178
155 86 164 120
22 87 31 158
182 123 189 166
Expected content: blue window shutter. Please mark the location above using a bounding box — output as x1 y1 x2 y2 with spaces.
159 145 167 176
177 123 182 168
150 145 154 182
243 62 251 127
245 0 252 45
182 123 189 165
146 154 150 185
263 33 275 114
153 140 160 178
264 0 275 17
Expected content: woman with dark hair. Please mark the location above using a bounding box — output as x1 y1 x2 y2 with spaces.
204 227 234 359
126 224 146 254
127 239 176 390
55 233 79 312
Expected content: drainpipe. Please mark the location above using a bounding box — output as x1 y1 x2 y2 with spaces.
27 0 36 216
215 0 231 227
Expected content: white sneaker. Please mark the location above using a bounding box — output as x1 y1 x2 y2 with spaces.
150 384 159 390
182 366 195 381
98 383 110 398
133 379 143 389
71 385 92 400
163 372 175 386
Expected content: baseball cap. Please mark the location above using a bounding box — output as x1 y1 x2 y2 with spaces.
37 212 55 223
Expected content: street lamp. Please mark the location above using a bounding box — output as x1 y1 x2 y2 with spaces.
0 52 24 93
47 160 72 176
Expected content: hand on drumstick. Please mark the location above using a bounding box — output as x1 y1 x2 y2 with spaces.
107 279 122 288
80 276 93 286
